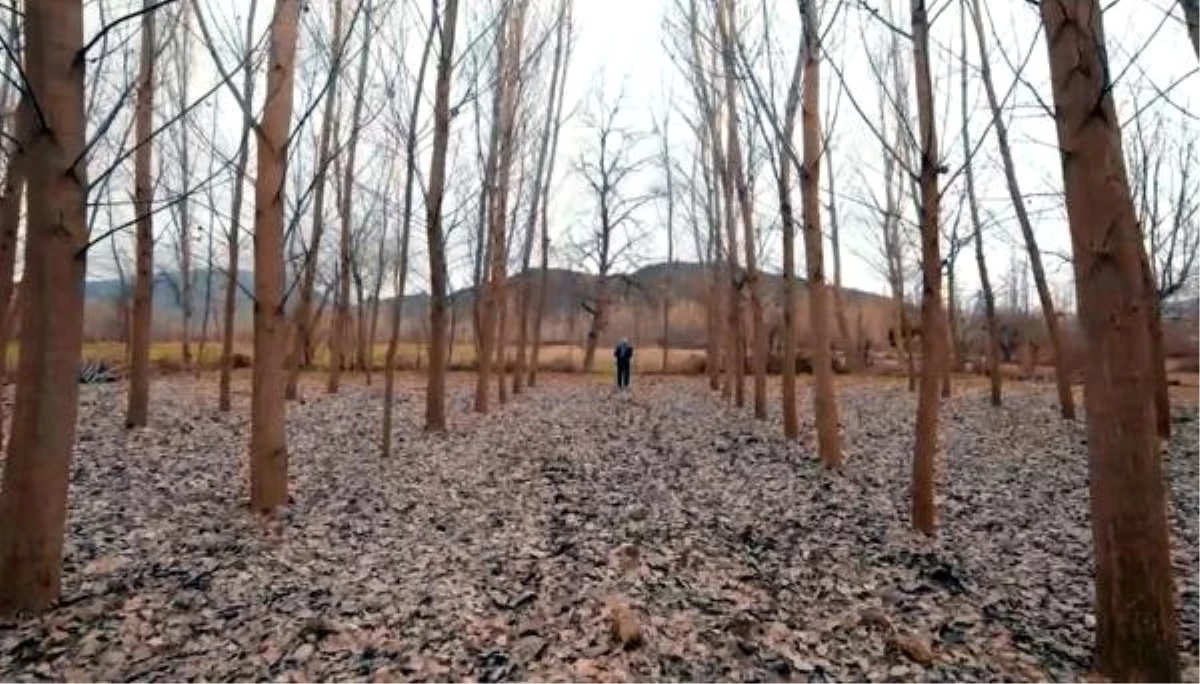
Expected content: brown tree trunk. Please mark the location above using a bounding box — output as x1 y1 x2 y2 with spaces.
909 0 946 536
250 0 302 512
127 0 156 429
424 0 461 432
969 0 1074 419
799 0 841 467
0 0 89 614
515 4 570 394
827 145 855 370
717 0 766 420
0 95 32 447
177 0 194 372
1040 2 1180 679
330 0 369 395
218 0 259 412
286 0 343 400
383 3 437 453
1140 247 1170 440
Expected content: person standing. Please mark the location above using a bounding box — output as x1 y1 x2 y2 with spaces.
614 337 634 390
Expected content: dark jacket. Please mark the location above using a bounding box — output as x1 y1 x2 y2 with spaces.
614 341 633 364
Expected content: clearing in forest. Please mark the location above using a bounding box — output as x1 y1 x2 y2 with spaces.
1 376 1196 682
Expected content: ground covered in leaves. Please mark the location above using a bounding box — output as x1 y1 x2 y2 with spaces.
1 374 1197 682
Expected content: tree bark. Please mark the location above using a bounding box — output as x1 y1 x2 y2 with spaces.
527 1 572 387
329 0 369 395
717 0 766 419
127 0 156 429
250 0 302 512
285 0 342 399
1040 1 1180 679
909 0 946 536
424 0 462 432
0 0 89 614
0 95 32 447
958 7 1000 406
177 0 194 371
1140 248 1170 439
969 0 1074 419
799 0 841 467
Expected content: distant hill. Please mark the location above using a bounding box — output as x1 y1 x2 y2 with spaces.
82 262 899 350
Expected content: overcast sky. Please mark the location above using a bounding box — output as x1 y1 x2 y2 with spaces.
75 0 1197 309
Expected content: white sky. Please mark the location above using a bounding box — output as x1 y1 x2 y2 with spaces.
72 0 1198 310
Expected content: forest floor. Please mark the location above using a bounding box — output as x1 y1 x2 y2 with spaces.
0 374 1197 682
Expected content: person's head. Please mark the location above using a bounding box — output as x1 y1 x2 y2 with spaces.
619 337 629 346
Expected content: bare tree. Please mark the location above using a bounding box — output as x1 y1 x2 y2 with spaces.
288 0 348 400
798 0 841 466
126 0 158 429
1039 0 1179 679
528 0 574 388
909 0 947 536
383 0 438 456
968 0 1075 420
0 0 89 613
0 94 32 447
716 0 767 420
959 5 1001 406
216 0 260 412
250 0 303 512
424 0 463 432
575 89 653 373
330 0 372 394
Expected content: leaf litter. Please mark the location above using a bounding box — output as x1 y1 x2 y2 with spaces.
0 375 1195 682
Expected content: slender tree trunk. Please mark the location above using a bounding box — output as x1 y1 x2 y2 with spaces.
0 96 31 447
798 0 841 466
287 0 342 399
127 0 156 429
717 0 766 419
827 144 855 369
424 0 461 432
330 0 371 394
909 0 946 536
380 0 432 452
776 38 804 439
218 1 259 412
1142 251 1170 440
942 264 956 398
177 0 194 372
1040 1 1180 679
0 0 89 614
959 10 1000 406
528 0 577 390
969 0 1074 419
250 0 302 513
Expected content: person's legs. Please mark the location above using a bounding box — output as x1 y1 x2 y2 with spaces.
617 362 630 388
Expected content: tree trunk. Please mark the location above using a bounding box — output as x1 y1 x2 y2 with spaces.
969 0 1075 420
250 0 302 513
127 0 156 429
0 95 32 447
778 168 799 439
909 0 946 536
424 0 461 432
958 8 1000 406
799 0 841 467
330 0 370 394
0 0 89 614
218 0 258 412
1139 247 1170 440
1040 2 1180 679
827 144 855 370
515 8 571 394
287 0 343 399
717 0 766 419
177 0 194 372
527 0 573 388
